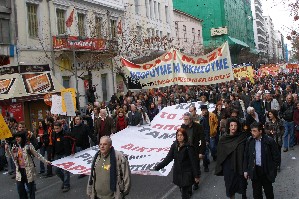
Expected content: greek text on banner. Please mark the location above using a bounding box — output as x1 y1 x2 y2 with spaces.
121 42 234 89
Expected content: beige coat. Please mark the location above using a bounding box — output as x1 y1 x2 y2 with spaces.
87 150 131 199
8 143 48 183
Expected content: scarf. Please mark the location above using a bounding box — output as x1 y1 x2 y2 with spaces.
109 147 117 192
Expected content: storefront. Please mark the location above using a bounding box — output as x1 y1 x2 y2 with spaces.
0 64 64 131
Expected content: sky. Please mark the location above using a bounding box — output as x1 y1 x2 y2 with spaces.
262 0 297 46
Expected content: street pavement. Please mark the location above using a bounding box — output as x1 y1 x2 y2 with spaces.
1 145 299 199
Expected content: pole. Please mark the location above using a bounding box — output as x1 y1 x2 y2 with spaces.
73 47 79 110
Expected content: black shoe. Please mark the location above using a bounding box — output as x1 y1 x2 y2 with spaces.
62 187 70 193
38 171 45 174
8 171 14 175
283 148 288 152
61 183 64 189
193 183 199 190
78 174 86 179
213 156 217 161
43 174 53 178
204 167 209 172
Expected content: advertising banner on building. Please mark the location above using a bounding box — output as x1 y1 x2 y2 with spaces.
22 73 54 93
53 36 106 50
52 102 215 176
121 42 233 89
0 78 15 94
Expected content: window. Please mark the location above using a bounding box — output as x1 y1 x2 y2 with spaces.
62 76 70 88
0 19 10 44
56 9 65 35
95 17 102 38
134 0 139 15
154 1 157 20
27 3 38 38
175 22 179 40
165 6 169 23
167 33 170 39
198 30 201 41
110 19 117 39
160 31 162 38
77 13 85 36
158 3 161 21
145 0 149 17
156 30 159 37
192 28 195 43
147 28 151 37
137 26 142 43
149 0 153 19
183 25 187 42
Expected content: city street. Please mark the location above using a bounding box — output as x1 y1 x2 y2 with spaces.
1 145 298 199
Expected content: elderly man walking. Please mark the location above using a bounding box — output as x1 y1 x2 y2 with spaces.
87 136 131 199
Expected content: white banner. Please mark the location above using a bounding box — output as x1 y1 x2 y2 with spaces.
121 42 233 89
50 95 63 115
52 102 215 176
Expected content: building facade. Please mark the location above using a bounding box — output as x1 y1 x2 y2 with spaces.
12 0 124 107
0 0 15 66
264 16 276 61
173 0 256 63
173 9 203 55
251 0 267 55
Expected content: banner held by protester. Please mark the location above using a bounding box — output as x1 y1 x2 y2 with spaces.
52 102 215 176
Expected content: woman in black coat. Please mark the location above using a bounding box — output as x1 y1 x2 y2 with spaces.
155 128 199 199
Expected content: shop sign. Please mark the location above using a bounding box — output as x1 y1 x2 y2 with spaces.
0 66 19 75
22 73 54 93
19 64 50 73
53 36 106 50
211 27 228 36
0 78 15 94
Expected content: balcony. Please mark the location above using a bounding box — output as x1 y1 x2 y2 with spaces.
255 0 262 9
255 5 263 15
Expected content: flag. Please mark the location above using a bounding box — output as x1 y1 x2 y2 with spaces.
117 20 122 34
66 9 75 28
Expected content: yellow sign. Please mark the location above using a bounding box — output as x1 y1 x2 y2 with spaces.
0 114 12 139
233 66 255 83
61 88 77 112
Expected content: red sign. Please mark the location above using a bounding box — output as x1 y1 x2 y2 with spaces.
1 103 24 122
53 36 106 50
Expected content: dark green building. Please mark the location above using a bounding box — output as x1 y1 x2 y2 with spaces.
173 0 257 63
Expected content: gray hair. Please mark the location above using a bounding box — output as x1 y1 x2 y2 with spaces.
247 106 255 114
183 112 192 119
100 136 112 145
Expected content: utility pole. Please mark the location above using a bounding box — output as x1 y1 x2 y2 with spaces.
72 44 80 110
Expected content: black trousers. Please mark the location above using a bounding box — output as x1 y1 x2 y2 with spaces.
180 186 191 199
46 145 53 175
252 166 274 199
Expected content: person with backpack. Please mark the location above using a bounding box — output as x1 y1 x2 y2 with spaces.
5 131 51 199
87 136 131 199
53 121 76 193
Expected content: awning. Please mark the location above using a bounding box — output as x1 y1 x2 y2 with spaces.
228 36 249 48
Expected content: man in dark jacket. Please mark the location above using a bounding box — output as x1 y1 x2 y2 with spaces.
181 112 205 191
243 122 280 199
53 122 76 192
127 104 143 126
280 94 295 152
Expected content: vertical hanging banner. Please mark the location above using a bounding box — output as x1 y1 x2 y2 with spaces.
121 42 233 89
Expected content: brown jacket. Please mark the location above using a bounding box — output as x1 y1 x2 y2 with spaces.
87 150 131 199
94 116 115 141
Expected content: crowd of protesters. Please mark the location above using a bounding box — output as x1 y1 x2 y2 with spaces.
0 72 299 199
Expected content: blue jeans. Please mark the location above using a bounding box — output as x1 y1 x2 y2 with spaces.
54 155 70 188
39 146 46 172
203 136 218 168
283 121 294 149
